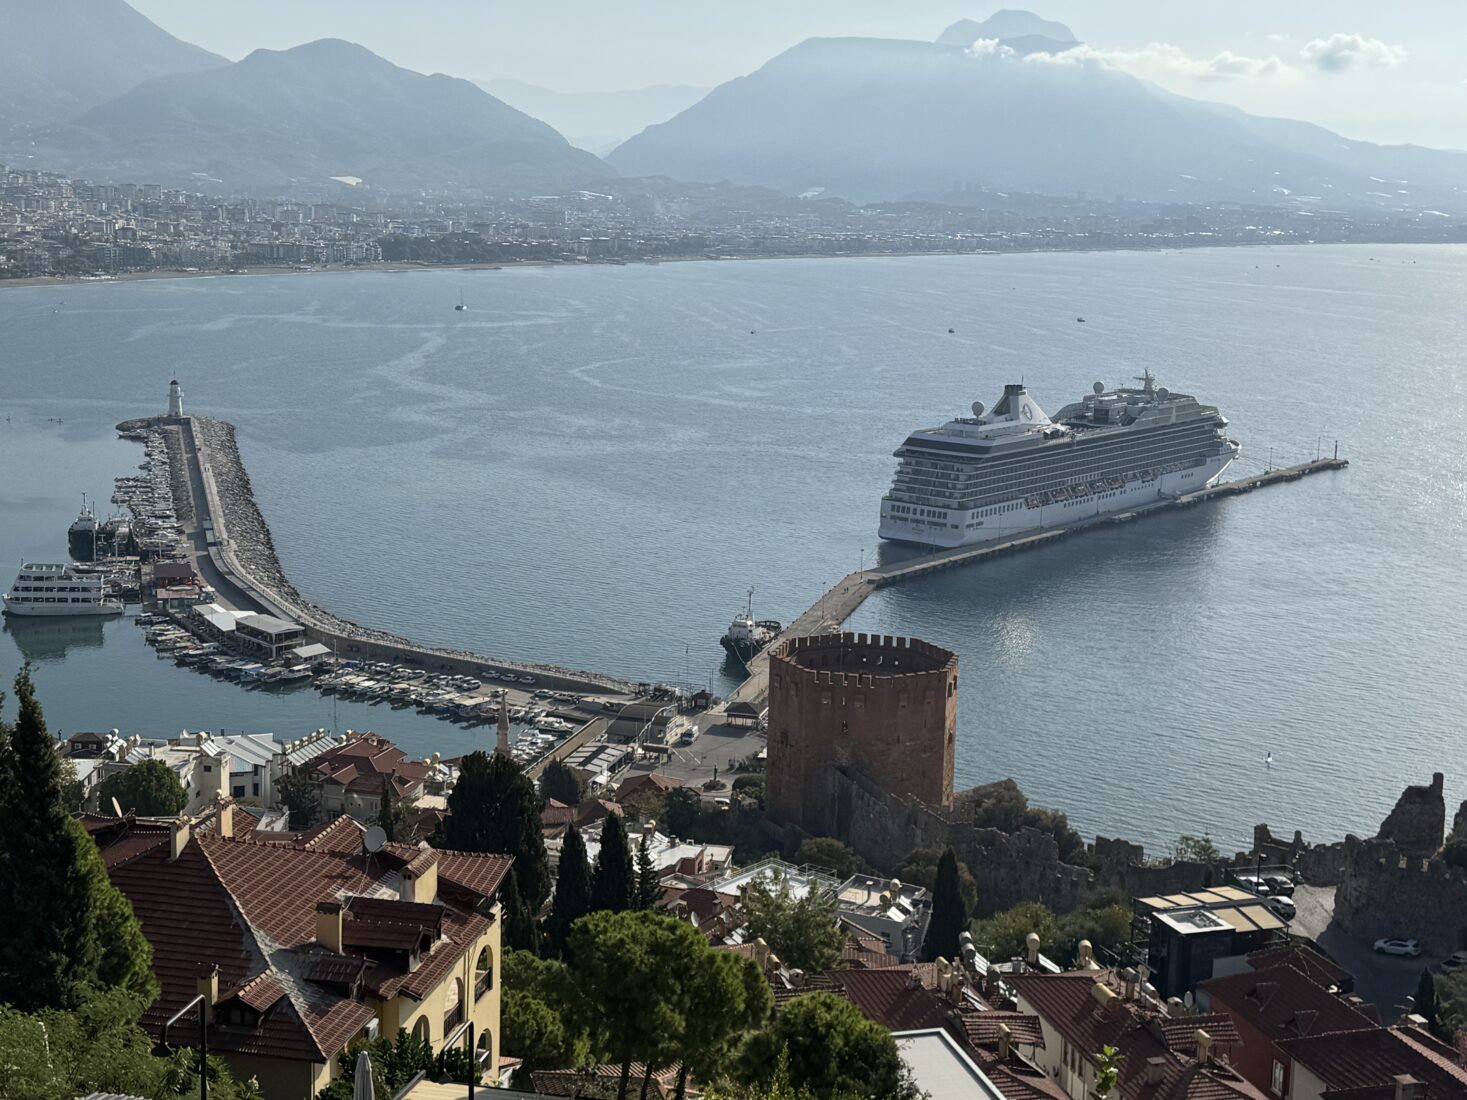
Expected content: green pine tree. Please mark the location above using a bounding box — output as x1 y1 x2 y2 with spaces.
590 813 634 914
634 833 660 910
1415 967 1439 1034
547 826 593 956
439 750 550 911
0 670 155 1010
921 847 968 963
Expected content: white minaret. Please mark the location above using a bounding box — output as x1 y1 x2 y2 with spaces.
167 379 184 418
496 696 511 756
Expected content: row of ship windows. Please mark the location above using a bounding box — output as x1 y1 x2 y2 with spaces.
887 504 948 519
901 424 1217 483
900 436 1215 490
11 584 99 592
7 597 97 604
896 453 1207 508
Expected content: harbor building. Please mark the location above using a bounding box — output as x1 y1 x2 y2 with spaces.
766 633 957 838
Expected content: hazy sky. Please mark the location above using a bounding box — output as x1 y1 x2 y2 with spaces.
128 1 1467 149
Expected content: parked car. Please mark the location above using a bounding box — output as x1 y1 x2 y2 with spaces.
1373 938 1422 957
1234 873 1272 896
1263 874 1296 897
1440 951 1467 973
1265 895 1296 921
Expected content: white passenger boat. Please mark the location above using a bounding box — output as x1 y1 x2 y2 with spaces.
3 563 124 617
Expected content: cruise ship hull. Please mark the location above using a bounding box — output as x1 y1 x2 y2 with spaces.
879 452 1235 549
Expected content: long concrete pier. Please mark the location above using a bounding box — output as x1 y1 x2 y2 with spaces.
726 457 1349 710
130 414 636 697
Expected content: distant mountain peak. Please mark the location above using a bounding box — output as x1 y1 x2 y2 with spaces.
936 10 1079 49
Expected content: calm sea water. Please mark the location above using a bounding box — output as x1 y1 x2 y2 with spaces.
2 246 1464 852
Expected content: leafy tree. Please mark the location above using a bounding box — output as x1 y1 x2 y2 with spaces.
663 787 701 837
57 755 86 813
440 750 550 910
635 833 660 910
540 759 583 806
741 872 843 973
921 848 967 963
1055 904 1133 967
276 769 320 830
674 949 772 1100
1090 1044 1124 1100
1173 834 1222 865
316 1027 434 1100
795 838 861 880
499 864 541 954
502 988 581 1071
569 911 702 1100
0 989 261 1100
548 826 593 955
1415 967 1440 1035
97 758 187 818
374 777 406 842
973 900 1058 964
896 848 978 917
739 993 901 1099
0 671 152 1011
591 813 635 914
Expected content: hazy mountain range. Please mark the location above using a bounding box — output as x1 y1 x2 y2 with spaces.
0 0 223 134
33 39 610 194
6 2 1466 213
610 11 1467 213
477 79 707 156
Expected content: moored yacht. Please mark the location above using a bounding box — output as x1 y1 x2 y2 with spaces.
3 563 124 617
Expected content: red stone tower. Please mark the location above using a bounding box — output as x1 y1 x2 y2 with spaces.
766 633 957 839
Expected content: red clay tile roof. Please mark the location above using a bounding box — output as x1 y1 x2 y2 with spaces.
1202 963 1376 1041
1280 1025 1467 1097
961 1010 1047 1049
1245 942 1353 990
1007 971 1267 1100
311 734 429 796
1160 1015 1241 1055
102 821 505 1066
614 773 683 800
822 969 959 1036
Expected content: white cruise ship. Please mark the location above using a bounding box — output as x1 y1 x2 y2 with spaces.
879 373 1239 549
3 563 125 617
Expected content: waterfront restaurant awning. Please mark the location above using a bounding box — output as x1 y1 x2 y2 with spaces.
291 643 330 661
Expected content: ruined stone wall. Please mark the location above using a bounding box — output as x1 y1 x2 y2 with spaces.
1251 824 1350 887
1090 836 1213 898
1334 836 1467 955
832 766 1093 916
1375 772 1445 862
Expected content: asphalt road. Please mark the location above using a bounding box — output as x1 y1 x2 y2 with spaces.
1291 885 1437 1021
623 717 766 796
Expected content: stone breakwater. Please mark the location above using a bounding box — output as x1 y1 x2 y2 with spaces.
190 415 635 695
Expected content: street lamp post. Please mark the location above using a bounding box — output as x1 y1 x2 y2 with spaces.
154 994 208 1100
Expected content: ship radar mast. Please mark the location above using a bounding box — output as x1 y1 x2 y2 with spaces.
1134 369 1156 394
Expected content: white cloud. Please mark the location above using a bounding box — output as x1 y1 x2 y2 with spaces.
1301 33 1408 73
1023 41 1294 83
964 38 1016 61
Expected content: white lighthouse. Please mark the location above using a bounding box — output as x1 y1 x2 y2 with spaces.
167 379 184 418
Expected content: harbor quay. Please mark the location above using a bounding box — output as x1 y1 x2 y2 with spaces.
720 454 1349 713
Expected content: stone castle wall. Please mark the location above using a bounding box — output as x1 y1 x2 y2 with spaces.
1334 835 1467 955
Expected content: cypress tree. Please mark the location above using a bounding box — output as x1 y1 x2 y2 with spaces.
921 847 967 963
548 826 593 955
1415 967 1439 1034
591 813 634 913
0 670 153 1010
634 833 660 910
440 750 550 911
499 863 540 954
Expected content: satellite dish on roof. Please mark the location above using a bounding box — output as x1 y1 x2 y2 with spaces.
971 401 985 418
363 826 387 853
1093 381 1105 394
111 796 124 819
1184 991 1195 1008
